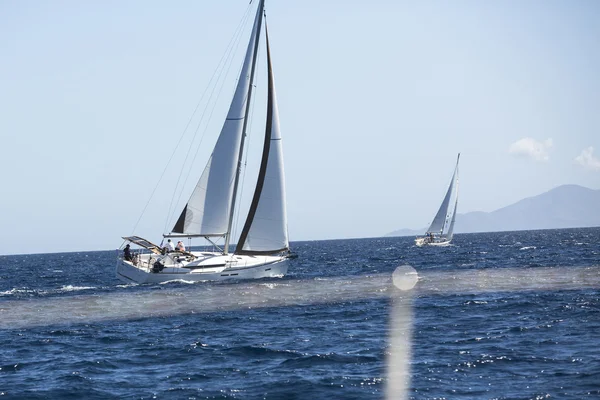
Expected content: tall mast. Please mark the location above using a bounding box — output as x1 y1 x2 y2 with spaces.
224 0 265 254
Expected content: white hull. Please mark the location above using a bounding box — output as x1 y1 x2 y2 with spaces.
116 251 289 284
415 237 451 247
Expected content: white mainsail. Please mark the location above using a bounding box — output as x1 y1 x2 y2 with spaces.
171 4 264 238
236 26 289 254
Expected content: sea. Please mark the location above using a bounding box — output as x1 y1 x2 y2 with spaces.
1 228 599 399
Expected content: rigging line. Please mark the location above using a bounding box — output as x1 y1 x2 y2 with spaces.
160 4 254 233
164 5 253 232
133 4 253 236
172 30 248 220
166 9 254 231
167 7 259 232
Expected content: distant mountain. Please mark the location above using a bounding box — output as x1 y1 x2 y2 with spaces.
386 184 600 237
386 228 425 237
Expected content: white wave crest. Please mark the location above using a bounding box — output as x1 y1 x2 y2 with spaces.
59 285 96 292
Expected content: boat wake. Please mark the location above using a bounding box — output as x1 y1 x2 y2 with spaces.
60 285 96 292
1 285 97 298
159 279 207 285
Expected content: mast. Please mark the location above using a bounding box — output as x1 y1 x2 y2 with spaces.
223 0 265 254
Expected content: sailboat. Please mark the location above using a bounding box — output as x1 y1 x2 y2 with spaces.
116 0 292 284
415 153 460 247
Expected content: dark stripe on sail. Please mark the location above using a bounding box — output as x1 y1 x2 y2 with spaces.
235 23 276 254
172 204 188 233
236 246 289 256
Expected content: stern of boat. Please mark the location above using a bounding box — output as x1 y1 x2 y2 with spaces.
116 258 152 284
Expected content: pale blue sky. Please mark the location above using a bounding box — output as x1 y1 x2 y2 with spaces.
1 0 599 255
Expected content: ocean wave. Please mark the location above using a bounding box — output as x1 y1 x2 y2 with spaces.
223 345 304 359
0 288 39 297
260 282 291 289
158 279 204 285
0 363 22 372
1 285 97 298
279 352 379 367
59 285 96 292
463 300 488 305
1 229 599 399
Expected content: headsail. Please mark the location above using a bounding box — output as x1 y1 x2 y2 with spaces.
446 159 459 240
446 197 458 240
171 2 264 239
426 153 460 234
236 24 289 255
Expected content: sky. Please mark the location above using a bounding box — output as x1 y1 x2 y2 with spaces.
1 0 599 255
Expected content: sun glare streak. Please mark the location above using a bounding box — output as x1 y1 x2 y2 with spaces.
386 266 418 400
386 294 413 400
0 266 598 330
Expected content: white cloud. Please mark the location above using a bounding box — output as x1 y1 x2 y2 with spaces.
509 137 553 162
575 146 600 171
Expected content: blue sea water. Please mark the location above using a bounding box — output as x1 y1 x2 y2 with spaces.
1 228 599 399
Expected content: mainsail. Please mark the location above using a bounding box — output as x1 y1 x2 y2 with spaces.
171 3 264 239
426 153 460 234
236 25 289 255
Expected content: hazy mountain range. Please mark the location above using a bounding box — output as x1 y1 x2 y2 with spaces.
386 184 600 237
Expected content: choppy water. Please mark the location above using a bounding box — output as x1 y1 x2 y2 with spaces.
1 228 599 399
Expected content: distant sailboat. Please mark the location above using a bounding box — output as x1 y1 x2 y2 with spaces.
116 0 292 283
415 154 460 247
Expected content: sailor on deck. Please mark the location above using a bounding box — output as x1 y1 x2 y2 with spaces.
163 239 175 253
123 244 133 261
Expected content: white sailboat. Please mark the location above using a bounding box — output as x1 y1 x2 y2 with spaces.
116 0 292 284
415 153 460 247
